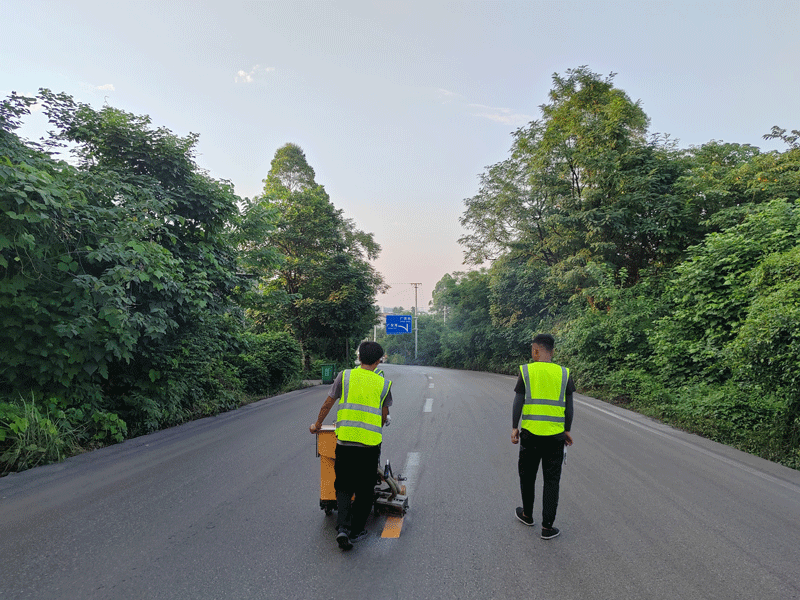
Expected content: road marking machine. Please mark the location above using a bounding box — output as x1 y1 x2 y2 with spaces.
316 425 409 516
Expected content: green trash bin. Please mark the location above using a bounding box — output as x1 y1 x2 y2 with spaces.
321 363 336 385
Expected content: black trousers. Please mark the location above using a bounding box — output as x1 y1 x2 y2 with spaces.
518 431 565 528
334 443 381 534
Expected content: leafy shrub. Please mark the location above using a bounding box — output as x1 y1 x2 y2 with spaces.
725 243 800 434
235 331 302 395
598 367 676 407
652 199 800 384
88 410 128 444
559 268 666 390
0 394 81 475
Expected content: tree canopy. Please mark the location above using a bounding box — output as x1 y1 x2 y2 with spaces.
402 67 800 469
244 143 385 368
3 68 799 474
1 94 381 473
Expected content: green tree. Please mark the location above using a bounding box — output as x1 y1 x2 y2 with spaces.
487 253 551 353
1 90 248 434
254 144 385 368
462 67 691 291
429 270 511 371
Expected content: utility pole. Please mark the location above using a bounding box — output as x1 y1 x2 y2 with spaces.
411 283 421 360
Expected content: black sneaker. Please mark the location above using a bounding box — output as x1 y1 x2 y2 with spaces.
336 530 353 550
515 507 534 526
349 529 368 543
541 526 560 540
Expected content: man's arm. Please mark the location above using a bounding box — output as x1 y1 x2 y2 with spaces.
511 376 525 444
563 375 575 445
310 372 344 433
310 395 337 434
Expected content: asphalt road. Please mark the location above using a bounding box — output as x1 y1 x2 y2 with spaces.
2 365 799 600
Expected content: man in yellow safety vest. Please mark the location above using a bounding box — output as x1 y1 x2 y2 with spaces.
511 333 575 539
310 341 392 550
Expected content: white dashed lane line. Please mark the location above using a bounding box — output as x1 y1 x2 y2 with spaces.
424 398 433 413
402 451 421 495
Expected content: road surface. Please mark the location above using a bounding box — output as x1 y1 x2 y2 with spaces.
2 365 799 599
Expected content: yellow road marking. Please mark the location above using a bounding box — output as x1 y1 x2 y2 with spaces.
381 515 404 538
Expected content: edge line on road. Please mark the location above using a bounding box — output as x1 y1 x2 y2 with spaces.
577 398 800 494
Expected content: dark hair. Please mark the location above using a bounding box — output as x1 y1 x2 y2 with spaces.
358 341 384 365
532 334 555 353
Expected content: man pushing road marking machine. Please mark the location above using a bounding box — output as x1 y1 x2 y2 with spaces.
310 341 408 551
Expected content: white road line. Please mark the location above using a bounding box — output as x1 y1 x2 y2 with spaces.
424 398 433 413
402 452 421 495
428 382 434 388
577 398 800 494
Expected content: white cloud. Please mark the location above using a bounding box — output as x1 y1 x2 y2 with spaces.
235 64 276 84
433 88 531 126
436 88 460 103
77 82 115 95
468 103 532 127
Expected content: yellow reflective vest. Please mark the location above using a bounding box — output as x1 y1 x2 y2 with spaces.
335 368 392 446
519 362 569 436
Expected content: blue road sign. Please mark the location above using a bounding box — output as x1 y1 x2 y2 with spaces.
386 314 413 335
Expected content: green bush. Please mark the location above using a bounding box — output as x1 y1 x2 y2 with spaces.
235 331 302 395
629 380 784 459
559 269 666 390
0 394 82 475
88 410 127 444
725 243 800 432
598 367 676 407
652 200 800 384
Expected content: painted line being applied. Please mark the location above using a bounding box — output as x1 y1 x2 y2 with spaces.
381 515 403 538
380 452 421 539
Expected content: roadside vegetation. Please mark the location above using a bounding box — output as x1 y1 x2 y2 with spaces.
380 67 800 470
3 67 798 474
0 92 381 474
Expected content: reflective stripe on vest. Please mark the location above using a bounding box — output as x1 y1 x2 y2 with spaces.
519 362 569 436
335 368 392 445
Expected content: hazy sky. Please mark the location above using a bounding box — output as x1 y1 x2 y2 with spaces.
3 0 798 309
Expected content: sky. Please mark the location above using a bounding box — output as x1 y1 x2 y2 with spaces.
2 0 799 309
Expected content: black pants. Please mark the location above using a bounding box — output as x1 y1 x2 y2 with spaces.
518 431 565 528
334 443 381 534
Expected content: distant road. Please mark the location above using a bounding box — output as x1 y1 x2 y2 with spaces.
2 365 800 599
